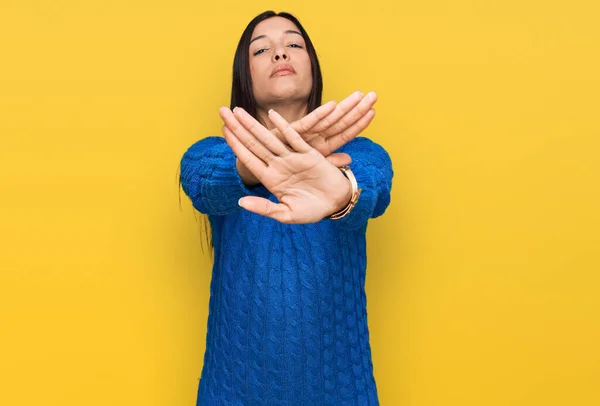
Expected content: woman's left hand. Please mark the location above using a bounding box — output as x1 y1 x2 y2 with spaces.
220 106 353 224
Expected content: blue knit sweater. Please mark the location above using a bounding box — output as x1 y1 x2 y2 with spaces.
180 136 393 406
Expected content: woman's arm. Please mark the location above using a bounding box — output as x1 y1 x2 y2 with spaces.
179 136 267 215
329 137 394 230
216 106 392 225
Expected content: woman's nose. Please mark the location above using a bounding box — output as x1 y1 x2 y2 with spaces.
274 52 288 62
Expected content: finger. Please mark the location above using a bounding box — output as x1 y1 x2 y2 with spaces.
307 90 363 135
291 100 336 133
268 109 311 153
270 128 288 146
238 196 293 223
327 108 376 151
222 125 267 179
324 91 378 136
220 107 276 163
233 107 290 156
325 152 352 167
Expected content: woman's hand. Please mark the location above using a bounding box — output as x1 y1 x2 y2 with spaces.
271 90 378 156
220 106 353 224
228 90 377 186
266 90 377 170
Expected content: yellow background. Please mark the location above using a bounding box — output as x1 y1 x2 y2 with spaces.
1 1 599 405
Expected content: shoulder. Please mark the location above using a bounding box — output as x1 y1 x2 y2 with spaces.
337 137 392 160
186 135 224 149
181 136 226 156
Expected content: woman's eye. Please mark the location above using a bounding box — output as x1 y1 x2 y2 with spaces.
253 48 268 56
288 44 303 49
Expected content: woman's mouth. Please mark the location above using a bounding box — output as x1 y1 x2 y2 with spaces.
271 64 296 77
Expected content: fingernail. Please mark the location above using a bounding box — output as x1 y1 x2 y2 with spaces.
268 109 274 115
233 106 238 112
357 90 363 97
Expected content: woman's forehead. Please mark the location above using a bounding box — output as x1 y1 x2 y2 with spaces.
251 17 300 38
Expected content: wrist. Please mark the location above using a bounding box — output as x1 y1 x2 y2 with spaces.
327 165 362 220
331 176 353 214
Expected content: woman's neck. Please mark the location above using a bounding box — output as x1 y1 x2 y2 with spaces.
256 101 308 130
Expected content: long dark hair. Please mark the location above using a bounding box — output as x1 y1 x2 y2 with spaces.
178 10 324 253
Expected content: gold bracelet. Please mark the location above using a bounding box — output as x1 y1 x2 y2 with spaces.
328 165 362 220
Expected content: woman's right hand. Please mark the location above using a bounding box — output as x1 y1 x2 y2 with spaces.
272 90 378 157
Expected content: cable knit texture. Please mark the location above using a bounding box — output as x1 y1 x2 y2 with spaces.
180 136 393 406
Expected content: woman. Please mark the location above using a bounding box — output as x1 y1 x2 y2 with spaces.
180 10 393 405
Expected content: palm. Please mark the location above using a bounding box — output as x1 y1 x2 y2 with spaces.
220 106 352 224
255 149 349 223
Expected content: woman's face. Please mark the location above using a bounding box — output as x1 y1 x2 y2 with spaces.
248 17 313 108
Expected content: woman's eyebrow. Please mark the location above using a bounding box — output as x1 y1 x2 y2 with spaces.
250 30 303 45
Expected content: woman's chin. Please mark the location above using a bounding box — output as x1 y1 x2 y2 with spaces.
271 86 311 103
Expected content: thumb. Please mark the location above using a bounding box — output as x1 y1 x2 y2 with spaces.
239 196 291 223
325 152 352 167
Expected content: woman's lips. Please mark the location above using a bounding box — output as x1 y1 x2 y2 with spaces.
271 64 296 77
273 69 295 76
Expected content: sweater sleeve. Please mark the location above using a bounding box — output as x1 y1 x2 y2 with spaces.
179 136 268 216
327 136 394 230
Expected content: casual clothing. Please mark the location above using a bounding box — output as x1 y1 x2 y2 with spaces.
180 136 393 405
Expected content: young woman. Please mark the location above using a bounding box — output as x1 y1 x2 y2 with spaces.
180 10 393 405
